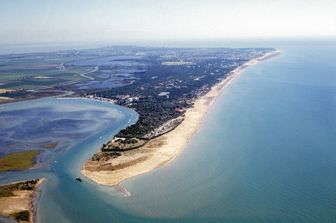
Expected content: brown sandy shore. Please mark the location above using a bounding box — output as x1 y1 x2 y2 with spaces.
0 179 44 223
82 50 281 186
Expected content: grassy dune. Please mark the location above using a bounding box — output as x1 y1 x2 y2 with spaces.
0 151 40 172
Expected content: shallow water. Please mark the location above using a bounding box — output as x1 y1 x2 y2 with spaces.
119 44 336 222
0 97 139 223
1 43 336 223
0 98 126 157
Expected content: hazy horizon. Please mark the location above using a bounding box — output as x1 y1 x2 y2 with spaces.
1 37 336 55
1 0 336 45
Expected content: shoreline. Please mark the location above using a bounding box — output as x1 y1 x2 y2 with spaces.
31 179 44 223
81 50 281 186
0 178 44 223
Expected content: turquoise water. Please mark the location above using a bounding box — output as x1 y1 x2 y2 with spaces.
116 44 336 222
1 43 336 222
0 98 139 222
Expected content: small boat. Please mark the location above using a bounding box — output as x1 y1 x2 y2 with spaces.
75 177 82 182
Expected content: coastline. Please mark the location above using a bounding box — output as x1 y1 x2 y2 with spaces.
0 179 44 223
31 179 44 223
82 50 281 186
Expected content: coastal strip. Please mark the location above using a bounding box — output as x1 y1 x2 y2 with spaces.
82 50 281 186
0 179 44 223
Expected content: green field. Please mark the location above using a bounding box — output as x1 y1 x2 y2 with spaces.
0 68 90 90
0 53 94 90
0 150 40 172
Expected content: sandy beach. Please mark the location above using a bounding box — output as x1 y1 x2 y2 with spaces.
82 50 281 186
0 179 44 223
0 190 32 216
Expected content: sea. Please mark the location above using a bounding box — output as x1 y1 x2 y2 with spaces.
0 40 335 223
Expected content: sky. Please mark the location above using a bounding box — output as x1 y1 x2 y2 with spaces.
1 0 336 44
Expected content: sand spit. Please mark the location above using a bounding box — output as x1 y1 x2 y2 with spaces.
82 50 281 186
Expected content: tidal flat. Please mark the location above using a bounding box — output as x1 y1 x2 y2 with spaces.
0 97 129 169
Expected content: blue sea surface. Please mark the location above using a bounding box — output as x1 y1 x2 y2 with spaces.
0 42 335 223
117 44 336 222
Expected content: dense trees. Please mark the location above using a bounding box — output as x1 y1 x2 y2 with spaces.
84 48 272 139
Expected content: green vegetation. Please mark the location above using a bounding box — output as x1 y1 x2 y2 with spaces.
91 48 274 140
101 138 147 152
0 52 93 92
10 210 30 222
0 179 39 198
0 186 15 197
0 150 40 172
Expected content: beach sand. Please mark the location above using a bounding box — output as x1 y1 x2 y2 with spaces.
0 179 44 223
0 190 32 216
82 50 281 186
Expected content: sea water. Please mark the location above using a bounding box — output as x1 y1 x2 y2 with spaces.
1 42 335 223
117 43 336 222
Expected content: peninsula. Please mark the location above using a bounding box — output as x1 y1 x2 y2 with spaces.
0 46 280 220
0 46 280 187
82 49 281 186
